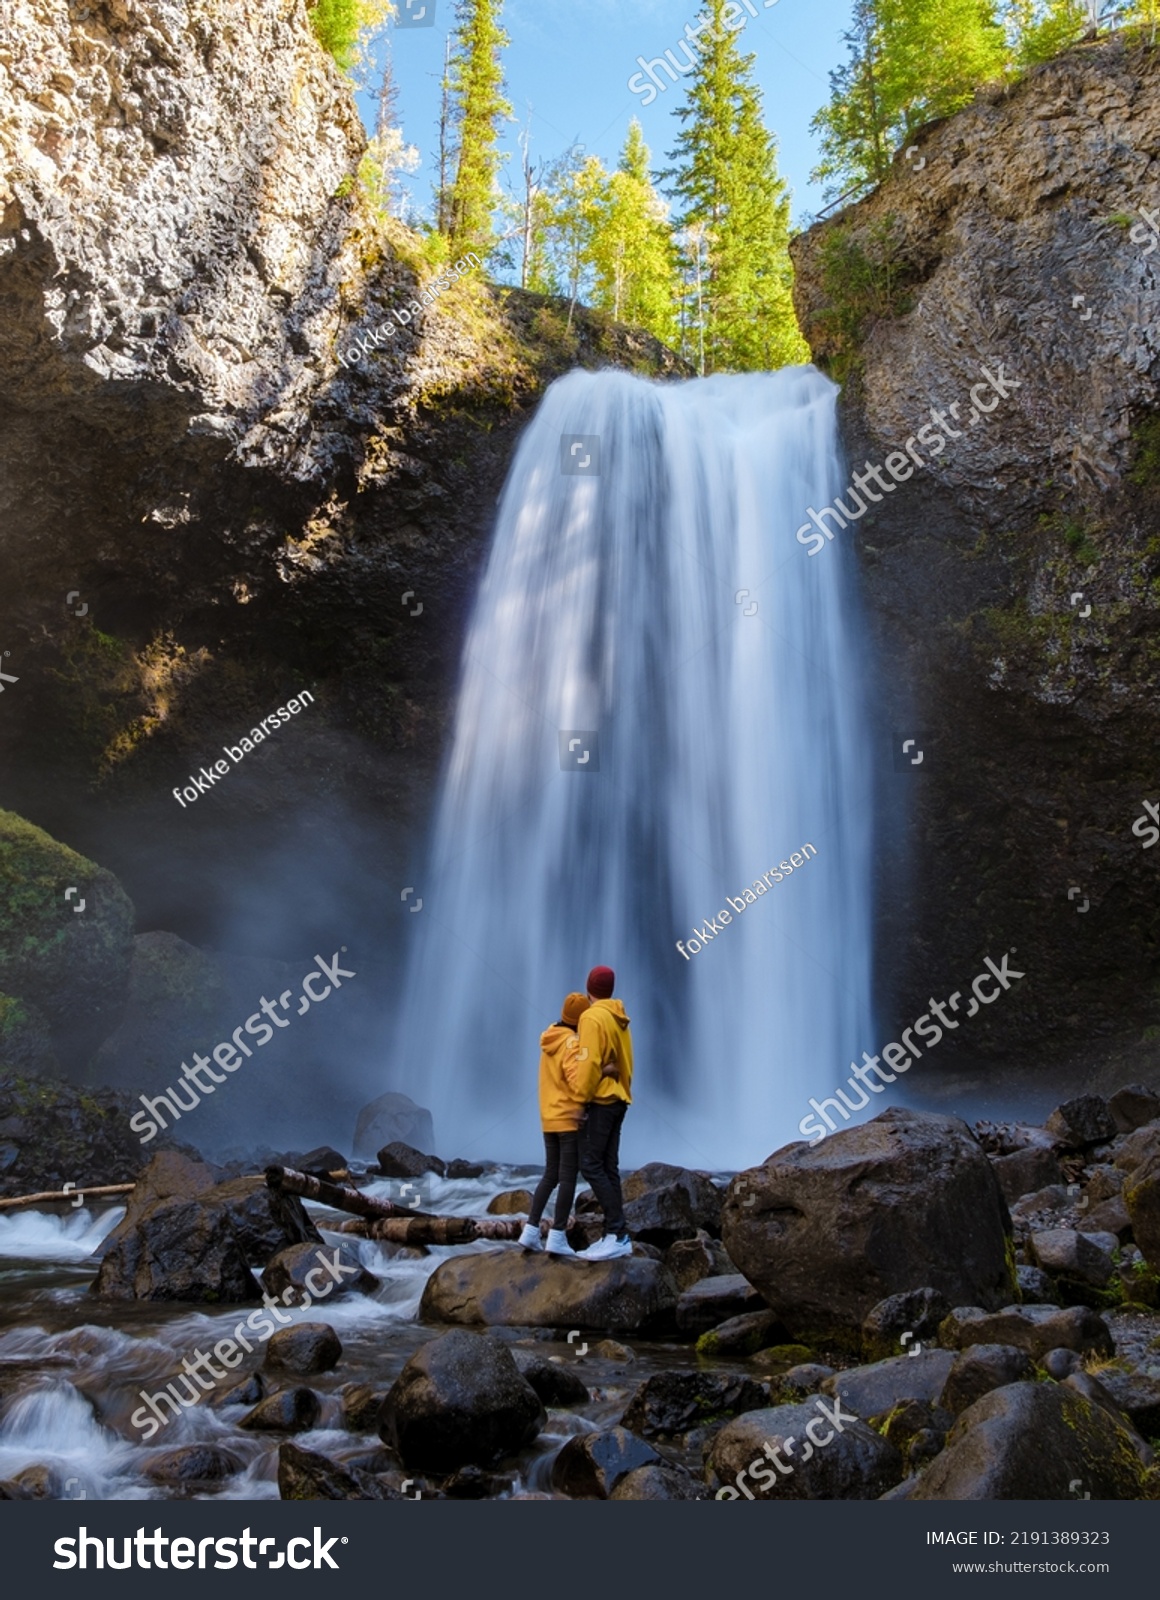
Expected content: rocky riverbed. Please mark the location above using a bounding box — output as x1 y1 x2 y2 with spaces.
2 1093 1159 1501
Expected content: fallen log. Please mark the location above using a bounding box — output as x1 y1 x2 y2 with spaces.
337 1215 525 1245
0 1183 135 1212
265 1165 436 1221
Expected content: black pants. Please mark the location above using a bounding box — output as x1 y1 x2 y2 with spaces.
528 1131 580 1232
579 1100 628 1236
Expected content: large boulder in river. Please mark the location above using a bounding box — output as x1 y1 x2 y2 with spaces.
419 1247 679 1333
706 1400 903 1500
939 1303 1114 1360
911 1382 1149 1499
721 1109 1014 1343
93 1150 318 1301
353 1092 435 1161
378 1330 544 1472
622 1163 722 1245
550 1428 662 1499
619 1371 768 1439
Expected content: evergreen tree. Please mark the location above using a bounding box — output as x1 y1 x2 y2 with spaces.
663 0 808 373
812 0 1006 200
443 0 512 256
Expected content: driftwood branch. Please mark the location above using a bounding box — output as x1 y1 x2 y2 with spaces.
0 1183 135 1212
336 1215 526 1245
265 1165 435 1221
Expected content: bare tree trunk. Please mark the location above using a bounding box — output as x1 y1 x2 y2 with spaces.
337 1215 529 1245
265 1166 435 1221
0 1183 134 1212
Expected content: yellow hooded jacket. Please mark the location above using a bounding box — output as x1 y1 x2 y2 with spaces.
538 1023 588 1133
567 999 633 1106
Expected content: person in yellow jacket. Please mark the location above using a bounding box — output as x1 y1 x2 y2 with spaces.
572 964 634 1261
519 992 591 1258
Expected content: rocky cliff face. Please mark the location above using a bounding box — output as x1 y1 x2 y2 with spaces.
0 0 682 970
792 38 1160 1062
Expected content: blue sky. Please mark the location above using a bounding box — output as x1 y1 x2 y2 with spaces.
358 0 855 237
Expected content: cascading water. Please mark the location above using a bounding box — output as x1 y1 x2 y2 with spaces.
389 366 876 1170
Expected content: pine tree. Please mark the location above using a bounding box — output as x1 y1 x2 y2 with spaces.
443 0 512 256
663 0 808 373
812 0 1006 200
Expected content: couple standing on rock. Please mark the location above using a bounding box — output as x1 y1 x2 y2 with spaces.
519 965 634 1262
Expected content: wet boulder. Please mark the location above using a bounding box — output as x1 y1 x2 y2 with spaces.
821 1351 957 1419
260 1241 378 1307
1045 1095 1117 1150
619 1371 768 1439
706 1400 903 1500
550 1428 661 1499
1124 1151 1160 1272
609 1464 712 1500
0 994 57 1079
93 1196 255 1303
1016 1264 1061 1304
861 1288 950 1363
277 1441 402 1500
353 1092 435 1162
509 1350 590 1408
1030 1228 1115 1290
911 1382 1149 1499
94 1152 320 1302
695 1308 787 1358
378 1330 544 1472
764 1363 835 1403
938 1345 1035 1415
1109 1085 1160 1134
376 1141 445 1179
142 1444 243 1484
239 1387 322 1433
342 1383 388 1433
264 1322 343 1376
940 1303 1114 1359
990 1144 1065 1204
213 1372 266 1409
722 1109 1014 1342
280 1146 348 1179
419 1247 679 1332
445 1158 492 1179
1093 1368 1160 1437
486 1188 533 1215
675 1274 766 1336
664 1233 735 1290
1114 1122 1160 1174
622 1163 723 1245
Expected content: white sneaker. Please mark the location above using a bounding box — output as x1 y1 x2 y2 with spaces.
545 1229 576 1257
518 1223 543 1251
580 1233 632 1261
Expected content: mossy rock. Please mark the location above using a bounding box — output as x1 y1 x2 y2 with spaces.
0 810 134 1061
0 993 58 1078
747 1343 817 1376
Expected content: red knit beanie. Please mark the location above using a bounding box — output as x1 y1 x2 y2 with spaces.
586 965 615 999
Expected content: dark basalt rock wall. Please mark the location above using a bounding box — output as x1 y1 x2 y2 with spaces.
791 38 1160 1061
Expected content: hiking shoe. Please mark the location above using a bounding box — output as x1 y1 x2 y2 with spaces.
545 1229 576 1257
518 1223 543 1251
579 1233 632 1261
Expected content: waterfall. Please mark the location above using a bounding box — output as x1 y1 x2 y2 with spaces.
389 366 875 1170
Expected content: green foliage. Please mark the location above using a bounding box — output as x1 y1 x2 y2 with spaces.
812 0 1007 200
443 0 512 255
308 0 391 76
662 0 809 372
1061 516 1100 567
815 215 912 375
1129 414 1160 489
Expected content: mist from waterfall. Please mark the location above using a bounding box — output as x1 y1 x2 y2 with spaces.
388 366 876 1171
